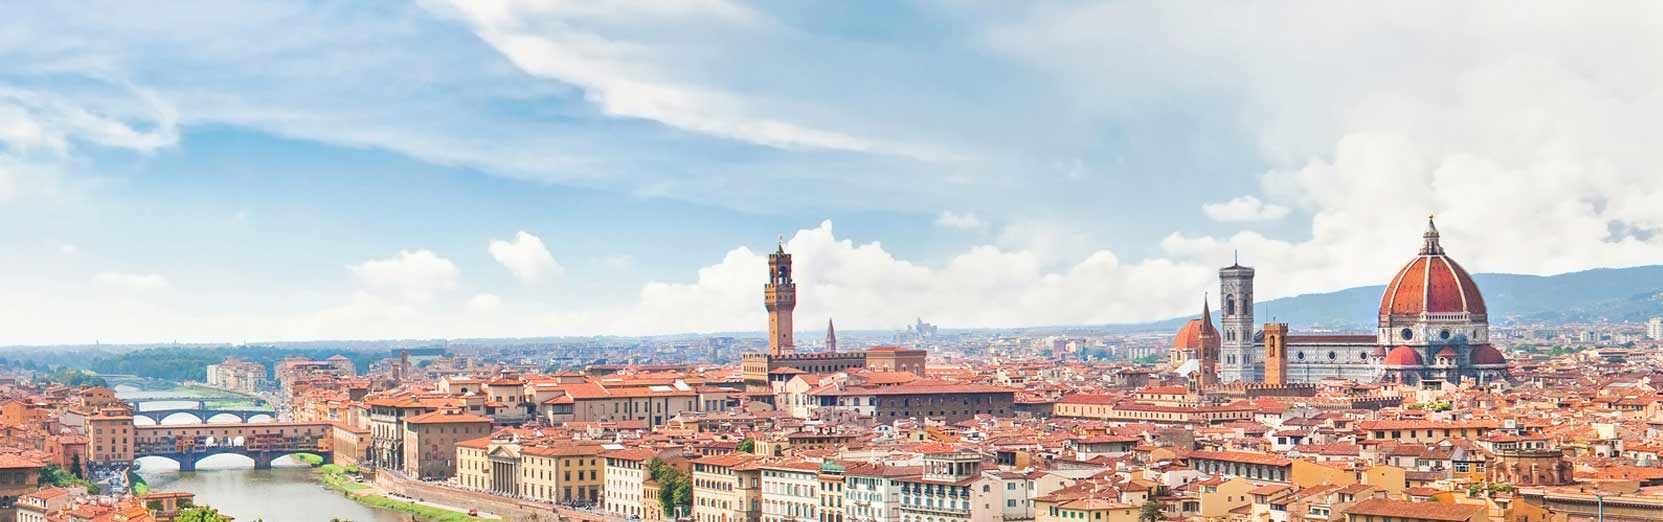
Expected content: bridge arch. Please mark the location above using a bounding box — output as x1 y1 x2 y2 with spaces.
206 413 245 424
159 412 207 425
132 421 334 472
137 452 260 472
131 409 273 425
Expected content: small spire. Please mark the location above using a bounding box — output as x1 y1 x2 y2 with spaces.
776 233 786 254
1201 292 1212 324
1420 214 1444 255
825 318 837 352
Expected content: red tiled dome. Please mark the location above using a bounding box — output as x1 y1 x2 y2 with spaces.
1379 219 1486 318
1172 318 1220 350
1469 344 1507 365
1434 347 1458 361
1383 345 1423 366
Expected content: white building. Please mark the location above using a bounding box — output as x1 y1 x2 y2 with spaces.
895 451 981 522
605 448 657 520
971 470 1035 522
845 463 919 522
1648 317 1663 341
762 461 823 522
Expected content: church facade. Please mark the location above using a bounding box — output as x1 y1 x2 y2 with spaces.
1177 218 1508 386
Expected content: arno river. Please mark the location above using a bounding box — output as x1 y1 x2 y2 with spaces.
121 388 404 521
137 460 403 522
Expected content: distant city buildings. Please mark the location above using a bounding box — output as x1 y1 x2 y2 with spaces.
204 357 266 394
1649 316 1663 341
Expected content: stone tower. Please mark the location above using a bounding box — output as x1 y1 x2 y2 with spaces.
1197 299 1219 389
825 318 837 352
1218 258 1258 383
1263 322 1289 386
764 240 797 356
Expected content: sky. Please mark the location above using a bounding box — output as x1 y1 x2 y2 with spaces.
4 1 1663 345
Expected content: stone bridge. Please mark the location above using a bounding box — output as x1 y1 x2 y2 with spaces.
124 395 270 408
133 422 332 471
131 408 277 424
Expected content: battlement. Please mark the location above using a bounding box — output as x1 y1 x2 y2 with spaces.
1207 381 1318 399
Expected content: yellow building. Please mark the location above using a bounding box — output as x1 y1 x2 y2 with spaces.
454 434 606 505
1358 465 1406 497
692 452 762 522
1290 460 1357 489
1196 476 1255 520
1038 498 1137 522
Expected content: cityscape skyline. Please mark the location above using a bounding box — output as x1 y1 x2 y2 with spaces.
4 4 1663 522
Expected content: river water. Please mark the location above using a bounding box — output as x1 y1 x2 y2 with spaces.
121 388 404 521
137 457 404 522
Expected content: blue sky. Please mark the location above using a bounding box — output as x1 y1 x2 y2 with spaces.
4 1 1663 344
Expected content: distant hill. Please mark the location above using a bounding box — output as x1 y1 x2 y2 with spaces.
1121 265 1663 332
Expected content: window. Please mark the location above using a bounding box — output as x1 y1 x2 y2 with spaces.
1400 328 1413 340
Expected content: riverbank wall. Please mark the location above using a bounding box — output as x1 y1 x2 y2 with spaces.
373 470 620 522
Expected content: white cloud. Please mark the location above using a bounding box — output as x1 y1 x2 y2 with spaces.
466 293 502 313
93 272 169 292
934 211 985 231
566 220 1212 335
994 220 1099 266
58 243 76 255
1202 196 1290 222
979 2 1663 294
349 249 459 301
0 80 180 205
489 231 563 284
421 0 949 161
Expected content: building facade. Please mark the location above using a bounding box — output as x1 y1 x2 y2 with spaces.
693 453 763 522
604 448 658 520
761 461 822 522
400 411 492 479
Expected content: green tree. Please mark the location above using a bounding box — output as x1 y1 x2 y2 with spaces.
176 506 234 522
38 465 99 495
736 439 755 454
648 459 692 517
1140 501 1165 522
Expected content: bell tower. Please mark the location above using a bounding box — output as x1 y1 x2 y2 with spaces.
1219 256 1258 383
1263 323 1288 386
764 238 796 356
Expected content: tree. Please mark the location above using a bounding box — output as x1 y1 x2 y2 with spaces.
177 506 234 522
737 439 755 454
1140 501 1165 522
647 459 692 516
38 465 99 495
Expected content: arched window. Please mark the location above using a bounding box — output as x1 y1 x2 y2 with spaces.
1224 295 1236 316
